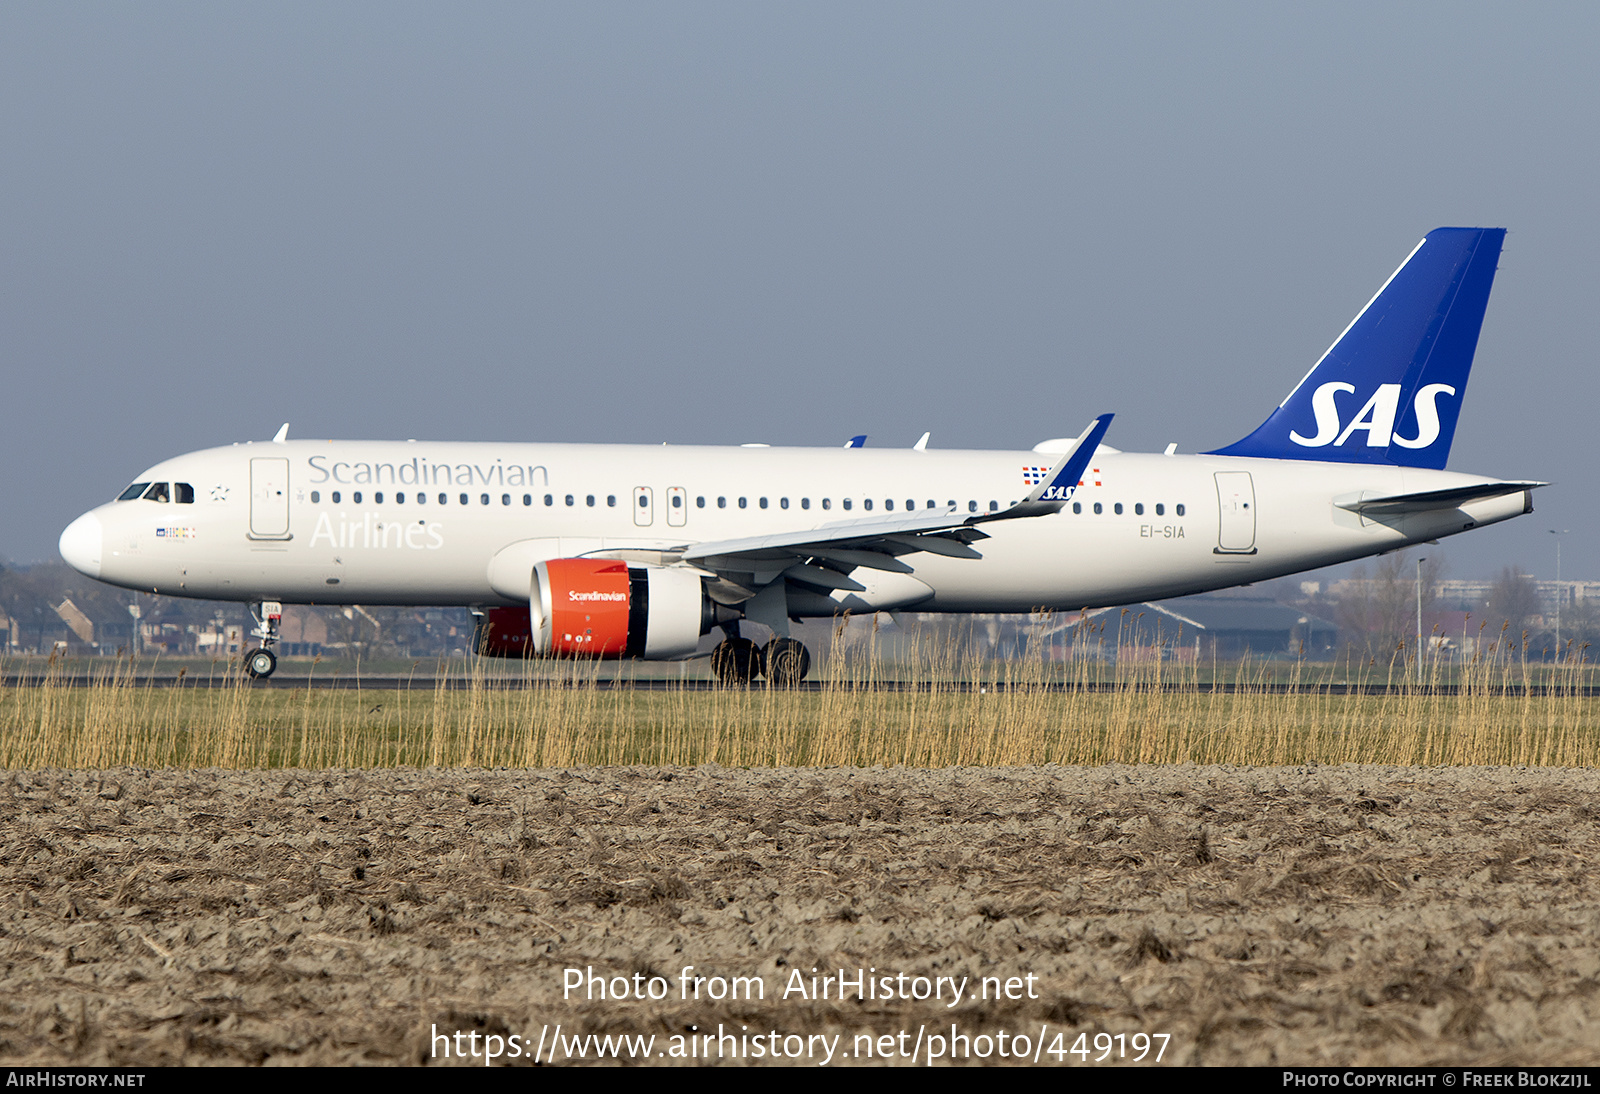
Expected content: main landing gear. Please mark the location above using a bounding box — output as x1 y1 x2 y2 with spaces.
244 600 283 679
711 636 760 685
710 625 812 687
764 636 811 687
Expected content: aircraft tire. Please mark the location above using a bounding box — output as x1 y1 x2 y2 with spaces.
764 637 811 687
245 648 278 679
711 638 759 686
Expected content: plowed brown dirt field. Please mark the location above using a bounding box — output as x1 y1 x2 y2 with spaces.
3 765 1598 1066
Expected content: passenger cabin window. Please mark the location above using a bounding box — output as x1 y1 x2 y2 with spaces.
143 482 170 503
843 499 852 510
311 491 320 503
353 491 363 504
175 483 195 504
460 493 469 505
375 492 384 504
717 497 726 508
118 482 151 501
1155 503 1164 516
607 495 616 507
332 491 342 503
1176 503 1186 516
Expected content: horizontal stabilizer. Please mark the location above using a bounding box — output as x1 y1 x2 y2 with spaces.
1334 480 1544 516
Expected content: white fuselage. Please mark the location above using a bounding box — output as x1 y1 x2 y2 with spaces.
60 439 1532 614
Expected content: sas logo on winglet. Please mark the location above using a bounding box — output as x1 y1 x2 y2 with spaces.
1290 383 1456 450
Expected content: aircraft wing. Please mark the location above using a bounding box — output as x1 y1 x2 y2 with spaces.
672 415 1114 598
681 508 988 574
1334 480 1545 516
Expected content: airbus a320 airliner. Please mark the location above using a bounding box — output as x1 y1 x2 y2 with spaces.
60 228 1540 683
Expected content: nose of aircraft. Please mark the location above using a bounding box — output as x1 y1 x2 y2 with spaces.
59 512 103 579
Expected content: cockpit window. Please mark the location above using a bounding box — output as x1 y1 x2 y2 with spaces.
142 482 170 503
117 482 151 501
175 482 195 504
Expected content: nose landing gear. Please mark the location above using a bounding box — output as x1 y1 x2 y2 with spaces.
244 600 283 679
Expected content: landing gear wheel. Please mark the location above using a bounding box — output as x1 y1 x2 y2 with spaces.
245 647 278 679
764 637 811 687
711 638 760 686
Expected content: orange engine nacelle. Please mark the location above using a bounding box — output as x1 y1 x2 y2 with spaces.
477 559 709 660
537 558 635 656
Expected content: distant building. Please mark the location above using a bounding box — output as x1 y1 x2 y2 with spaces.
1058 587 1339 660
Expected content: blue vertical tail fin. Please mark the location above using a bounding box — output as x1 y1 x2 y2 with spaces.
1207 227 1505 469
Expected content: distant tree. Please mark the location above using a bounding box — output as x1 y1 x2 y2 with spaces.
1484 567 1540 644
1560 597 1600 664
1334 551 1443 664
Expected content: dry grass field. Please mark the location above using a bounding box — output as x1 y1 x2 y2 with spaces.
4 627 1600 770
2 639 1599 1066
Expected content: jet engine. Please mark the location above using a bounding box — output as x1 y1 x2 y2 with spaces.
476 559 714 660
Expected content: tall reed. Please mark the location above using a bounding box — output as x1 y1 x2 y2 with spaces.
2 626 1597 770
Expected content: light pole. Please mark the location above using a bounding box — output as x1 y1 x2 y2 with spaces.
1550 529 1569 662
1416 555 1427 685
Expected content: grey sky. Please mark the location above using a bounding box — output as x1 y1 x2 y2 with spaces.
5 2 1595 584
